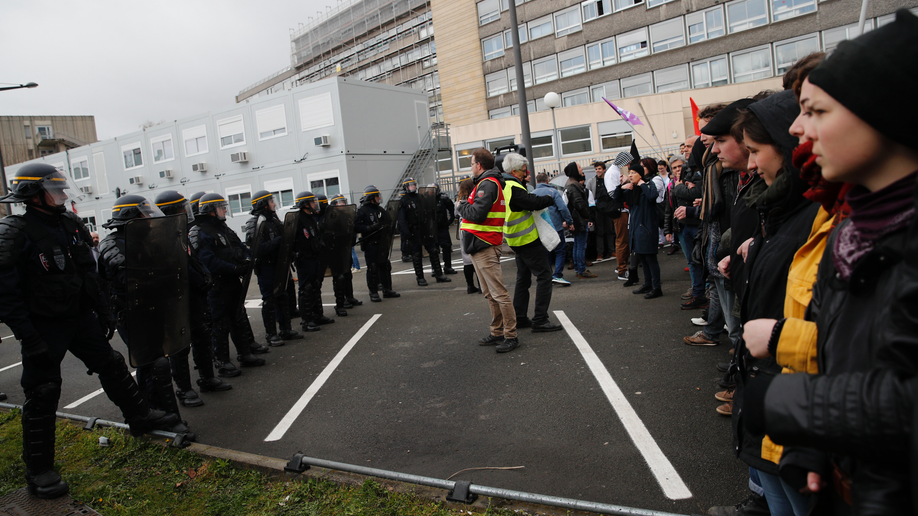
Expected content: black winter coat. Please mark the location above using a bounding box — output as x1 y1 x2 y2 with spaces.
564 180 590 231
614 180 659 255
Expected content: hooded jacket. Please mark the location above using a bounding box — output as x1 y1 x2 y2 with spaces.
457 167 506 255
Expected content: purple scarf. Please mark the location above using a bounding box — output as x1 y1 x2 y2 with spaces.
833 172 917 280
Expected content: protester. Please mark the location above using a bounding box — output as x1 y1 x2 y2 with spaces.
563 162 595 279
455 179 481 294
614 159 662 299
533 172 573 286
585 161 616 261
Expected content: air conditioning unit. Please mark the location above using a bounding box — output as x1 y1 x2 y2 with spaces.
130 175 144 186
230 151 249 163
79 185 92 195
192 162 207 173
314 135 330 147
159 169 173 179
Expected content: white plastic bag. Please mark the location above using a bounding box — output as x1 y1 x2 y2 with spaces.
534 209 560 252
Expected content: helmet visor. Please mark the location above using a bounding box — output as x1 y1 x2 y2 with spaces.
136 199 165 218
27 170 85 206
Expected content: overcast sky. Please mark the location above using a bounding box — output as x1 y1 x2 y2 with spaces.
2 0 336 140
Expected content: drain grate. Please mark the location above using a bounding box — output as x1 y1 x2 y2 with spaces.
0 487 102 516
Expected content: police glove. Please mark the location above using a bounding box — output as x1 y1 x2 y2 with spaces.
368 223 383 234
96 311 117 341
233 264 249 276
21 334 54 363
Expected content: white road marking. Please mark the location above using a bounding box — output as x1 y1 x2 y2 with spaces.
392 256 512 275
0 362 22 373
554 310 692 501
1 334 16 340
63 371 137 409
265 314 382 442
244 300 335 309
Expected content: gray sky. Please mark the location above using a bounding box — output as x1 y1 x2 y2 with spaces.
2 0 333 140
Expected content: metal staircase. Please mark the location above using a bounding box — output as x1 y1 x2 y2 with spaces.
387 124 450 204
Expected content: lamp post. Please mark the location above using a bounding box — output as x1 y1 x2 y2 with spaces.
0 82 40 217
0 82 38 92
543 92 561 176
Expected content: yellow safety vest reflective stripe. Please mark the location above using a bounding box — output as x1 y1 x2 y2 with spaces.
502 181 538 247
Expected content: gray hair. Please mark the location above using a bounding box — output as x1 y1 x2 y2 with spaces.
501 152 528 174
668 155 685 167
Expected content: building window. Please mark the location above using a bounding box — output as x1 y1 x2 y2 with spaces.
532 55 558 84
478 0 500 25
71 157 90 181
529 15 553 40
654 64 690 93
771 0 816 22
731 45 773 83
508 62 533 91
555 6 582 37
437 151 453 173
614 0 643 12
122 144 143 170
511 101 536 115
217 116 245 149
264 178 295 208
255 105 288 140
558 47 586 78
227 190 252 216
80 215 97 233
647 0 675 8
822 22 872 53
456 146 479 170
650 18 686 53
587 37 616 69
482 34 504 61
490 107 512 119
582 0 611 22
600 128 633 151
530 133 554 159
618 28 649 62
24 125 31 139
183 125 208 157
774 34 820 75
503 25 527 47
309 175 340 197
487 137 516 153
560 126 592 155
726 0 768 33
691 56 729 88
686 6 725 43
562 88 590 107
36 126 53 139
151 135 175 163
621 73 653 97
486 70 509 97
591 80 621 102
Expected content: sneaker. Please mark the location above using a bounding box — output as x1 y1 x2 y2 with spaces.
715 389 734 402
681 297 709 310
266 334 284 347
681 289 694 300
552 277 571 286
617 272 629 281
417 278 428 286
576 270 597 278
716 401 733 416
691 317 708 326
478 334 503 346
496 338 520 353
707 493 770 516
683 331 717 346
369 292 382 302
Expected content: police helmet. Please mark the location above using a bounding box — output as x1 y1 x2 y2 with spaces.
189 191 206 216
154 190 194 222
402 177 418 194
428 183 441 196
250 190 275 214
199 193 230 220
362 185 381 205
329 194 346 206
104 194 164 229
316 194 328 215
294 191 317 211
0 162 84 213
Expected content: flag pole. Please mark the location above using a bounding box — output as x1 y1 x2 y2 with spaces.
602 97 663 156
636 99 665 155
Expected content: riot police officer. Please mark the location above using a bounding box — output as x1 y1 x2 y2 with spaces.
293 191 335 331
98 195 196 439
190 193 268 376
355 185 400 302
245 191 303 345
189 191 206 221
430 183 458 275
398 177 450 286
0 164 181 499
327 194 362 316
155 191 232 404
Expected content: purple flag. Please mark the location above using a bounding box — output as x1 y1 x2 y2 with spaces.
602 98 644 126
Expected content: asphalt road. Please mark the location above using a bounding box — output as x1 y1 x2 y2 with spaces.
0 245 750 515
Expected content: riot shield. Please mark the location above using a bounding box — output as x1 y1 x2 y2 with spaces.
384 199 400 261
273 210 298 297
322 204 357 275
238 215 265 311
124 214 191 368
417 186 438 243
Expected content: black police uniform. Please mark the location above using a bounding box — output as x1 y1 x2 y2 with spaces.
294 209 333 330
398 190 448 285
355 199 399 301
245 209 300 343
435 191 457 274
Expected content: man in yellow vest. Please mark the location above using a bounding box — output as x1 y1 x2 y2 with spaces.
500 153 562 335
456 148 518 353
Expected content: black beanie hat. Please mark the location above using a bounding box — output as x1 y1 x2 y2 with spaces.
701 98 756 136
808 9 918 152
564 161 583 180
628 160 645 178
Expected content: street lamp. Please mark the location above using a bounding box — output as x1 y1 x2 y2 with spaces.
543 92 561 176
0 82 38 92
0 81 40 217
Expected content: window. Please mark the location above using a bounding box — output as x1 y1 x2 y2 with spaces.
562 88 590 107
183 125 208 157
532 55 558 84
648 0 675 8
774 34 820 75
478 0 500 25
591 80 621 102
618 28 649 62
226 190 252 216
599 120 633 151
555 6 582 37
691 56 729 88
80 215 97 233
650 18 686 53
299 92 334 132
654 64 690 93
530 133 554 159
503 25 527 47
486 70 509 97
560 126 592 155
587 37 616 69
613 0 643 12
511 101 536 115
482 34 504 61
822 22 872 53
490 107 512 119
727 0 768 33
621 73 653 97
24 125 31 139
255 105 287 140
772 0 815 22
71 157 90 181
264 178 295 208
686 6 725 43
122 143 143 170
582 0 611 22
456 144 481 169
151 135 174 163
36 126 53 139
437 151 453 173
508 62 532 91
309 174 340 197
529 15 553 40
731 45 773 83
558 47 586 77
487 137 515 153
217 116 245 148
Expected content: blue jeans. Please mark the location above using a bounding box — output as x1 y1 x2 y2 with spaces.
679 225 704 298
573 230 588 275
549 230 566 278
351 248 360 270
754 468 811 516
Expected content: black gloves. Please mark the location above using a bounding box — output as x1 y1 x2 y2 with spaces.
368 223 383 234
96 311 116 341
233 264 249 276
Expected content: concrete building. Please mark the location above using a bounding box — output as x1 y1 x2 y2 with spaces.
0 115 97 167
6 78 434 238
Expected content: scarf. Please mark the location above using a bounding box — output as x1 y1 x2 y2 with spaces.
793 141 852 219
700 147 724 222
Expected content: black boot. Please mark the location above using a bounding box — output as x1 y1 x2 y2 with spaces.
622 269 640 287
169 352 204 408
464 265 480 294
335 305 348 316
279 329 304 341
442 250 457 274
430 254 451 282
22 383 69 499
197 376 232 392
369 292 381 302
237 354 266 367
95 351 180 436
382 290 400 298
150 358 197 441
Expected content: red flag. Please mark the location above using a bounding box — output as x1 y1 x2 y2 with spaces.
690 98 700 136
70 201 78 215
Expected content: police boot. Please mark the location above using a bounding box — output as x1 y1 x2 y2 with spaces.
442 250 457 274
266 334 284 346
381 270 400 297
431 260 451 283
369 292 382 302
314 315 335 325
335 305 348 316
197 376 232 392
214 358 241 377
151 358 197 441
237 353 266 367
383 290 400 298
22 384 69 499
169 354 204 408
261 303 279 343
249 342 271 354
95 351 180 436
301 320 321 332
344 275 361 305
279 328 304 341
414 257 428 286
